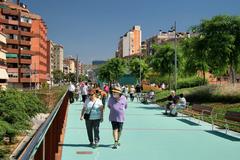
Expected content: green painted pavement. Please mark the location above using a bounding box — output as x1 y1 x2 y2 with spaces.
62 99 240 160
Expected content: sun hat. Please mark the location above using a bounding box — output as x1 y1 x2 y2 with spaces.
112 86 122 94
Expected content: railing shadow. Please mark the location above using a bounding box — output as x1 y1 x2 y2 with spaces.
205 130 240 141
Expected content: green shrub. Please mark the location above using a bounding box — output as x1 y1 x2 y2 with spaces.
177 76 207 89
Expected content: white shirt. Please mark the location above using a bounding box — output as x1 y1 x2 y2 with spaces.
81 85 88 95
68 84 75 92
179 97 186 106
84 98 103 120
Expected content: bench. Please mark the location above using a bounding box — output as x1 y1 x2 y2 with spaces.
214 111 240 134
181 104 214 125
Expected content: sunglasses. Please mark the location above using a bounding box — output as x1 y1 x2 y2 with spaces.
88 94 94 96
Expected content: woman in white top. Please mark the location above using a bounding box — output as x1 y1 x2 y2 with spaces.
80 89 104 148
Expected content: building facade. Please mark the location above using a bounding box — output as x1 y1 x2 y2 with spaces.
63 56 76 75
0 1 48 88
47 40 64 79
145 31 191 55
0 31 8 89
116 25 142 58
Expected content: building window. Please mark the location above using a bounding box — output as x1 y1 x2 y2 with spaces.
7 63 18 68
8 73 18 78
7 34 18 40
21 36 31 41
20 64 30 69
21 73 30 78
7 44 18 49
20 16 32 24
20 27 31 32
20 54 31 59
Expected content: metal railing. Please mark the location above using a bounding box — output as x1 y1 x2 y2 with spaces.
16 90 69 160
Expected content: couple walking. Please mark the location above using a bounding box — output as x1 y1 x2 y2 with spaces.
80 86 127 149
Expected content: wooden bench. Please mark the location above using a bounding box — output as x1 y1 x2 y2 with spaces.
181 104 214 125
214 111 240 134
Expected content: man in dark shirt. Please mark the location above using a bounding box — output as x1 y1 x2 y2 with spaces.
164 90 179 115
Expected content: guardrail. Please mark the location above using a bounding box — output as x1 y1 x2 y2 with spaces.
16 91 69 160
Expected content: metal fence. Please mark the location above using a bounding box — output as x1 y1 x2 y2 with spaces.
17 91 69 160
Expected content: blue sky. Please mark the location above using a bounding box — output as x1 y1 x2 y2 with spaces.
19 0 240 64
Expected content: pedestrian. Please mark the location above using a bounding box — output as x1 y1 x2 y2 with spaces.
135 84 142 102
108 86 127 149
80 82 88 103
68 82 75 103
129 85 135 102
80 90 104 148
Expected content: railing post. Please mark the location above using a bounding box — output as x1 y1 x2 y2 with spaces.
43 138 45 160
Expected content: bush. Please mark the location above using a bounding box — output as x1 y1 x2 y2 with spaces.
177 76 208 89
0 89 48 143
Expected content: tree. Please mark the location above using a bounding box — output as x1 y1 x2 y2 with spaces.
98 58 127 83
181 36 209 83
52 70 64 84
194 15 240 83
64 73 76 83
150 44 179 89
128 57 151 81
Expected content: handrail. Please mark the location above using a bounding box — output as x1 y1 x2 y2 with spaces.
19 90 68 160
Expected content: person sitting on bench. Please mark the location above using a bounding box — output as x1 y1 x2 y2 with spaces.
164 90 179 115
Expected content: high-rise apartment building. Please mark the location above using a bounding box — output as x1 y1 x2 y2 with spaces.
0 31 8 89
116 25 142 58
47 40 64 79
0 1 48 88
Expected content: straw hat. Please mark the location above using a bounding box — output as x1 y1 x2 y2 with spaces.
112 86 122 94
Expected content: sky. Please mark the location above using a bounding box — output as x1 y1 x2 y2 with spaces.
18 0 240 64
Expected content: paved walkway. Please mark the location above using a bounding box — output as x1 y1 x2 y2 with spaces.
61 99 240 160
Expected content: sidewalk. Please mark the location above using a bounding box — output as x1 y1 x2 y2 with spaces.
61 99 240 160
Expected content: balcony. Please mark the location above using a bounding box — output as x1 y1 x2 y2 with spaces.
20 68 31 73
8 19 19 26
8 78 19 83
0 17 8 24
6 48 19 54
21 50 34 55
7 68 18 73
7 58 18 63
7 39 19 45
2 28 19 35
20 40 31 46
20 22 31 27
20 78 31 82
2 8 19 16
20 59 31 64
20 31 34 37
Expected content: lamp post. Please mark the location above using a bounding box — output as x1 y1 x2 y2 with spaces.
171 21 178 91
139 53 142 86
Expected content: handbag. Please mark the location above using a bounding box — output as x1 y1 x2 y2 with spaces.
84 101 96 120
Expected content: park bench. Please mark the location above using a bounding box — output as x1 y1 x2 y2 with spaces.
181 104 214 126
213 111 240 134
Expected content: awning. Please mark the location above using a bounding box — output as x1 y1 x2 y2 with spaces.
0 68 9 80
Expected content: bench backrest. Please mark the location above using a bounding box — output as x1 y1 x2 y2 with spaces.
192 104 213 115
225 111 240 122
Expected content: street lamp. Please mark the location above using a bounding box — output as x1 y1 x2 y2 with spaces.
170 21 178 91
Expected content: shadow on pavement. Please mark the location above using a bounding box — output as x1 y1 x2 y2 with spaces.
59 143 112 148
205 130 240 141
177 119 201 126
138 106 164 110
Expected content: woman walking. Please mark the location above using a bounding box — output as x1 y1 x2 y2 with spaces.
80 90 104 148
108 86 128 149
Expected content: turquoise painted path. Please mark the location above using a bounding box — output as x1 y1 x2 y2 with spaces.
62 99 240 160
